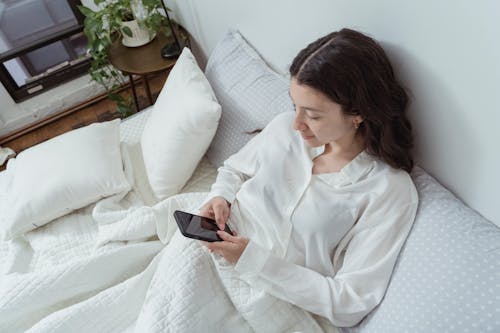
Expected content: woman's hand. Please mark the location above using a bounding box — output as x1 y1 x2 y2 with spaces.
199 196 231 230
202 231 249 264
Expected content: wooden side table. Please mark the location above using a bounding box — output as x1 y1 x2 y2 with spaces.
108 32 185 111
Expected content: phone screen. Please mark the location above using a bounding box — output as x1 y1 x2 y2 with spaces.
173 210 233 242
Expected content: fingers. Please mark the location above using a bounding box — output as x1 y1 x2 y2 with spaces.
213 201 229 230
200 232 235 252
217 230 237 242
198 204 215 219
200 233 249 264
199 197 230 230
202 239 225 254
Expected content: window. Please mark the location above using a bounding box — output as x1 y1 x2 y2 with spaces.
0 0 91 102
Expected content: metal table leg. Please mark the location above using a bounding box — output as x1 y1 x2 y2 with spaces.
129 74 140 112
144 74 153 106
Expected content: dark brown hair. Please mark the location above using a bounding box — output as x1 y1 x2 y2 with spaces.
290 28 414 172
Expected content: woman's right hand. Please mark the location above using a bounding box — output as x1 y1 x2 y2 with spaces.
199 196 231 230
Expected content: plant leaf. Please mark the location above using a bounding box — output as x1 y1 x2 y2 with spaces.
78 5 94 17
108 93 123 102
121 26 133 37
117 103 132 116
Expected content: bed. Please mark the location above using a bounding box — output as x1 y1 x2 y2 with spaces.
1 6 499 333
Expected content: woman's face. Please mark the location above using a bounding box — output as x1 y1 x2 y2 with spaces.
289 78 362 148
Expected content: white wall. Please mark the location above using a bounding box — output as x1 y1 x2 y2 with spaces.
168 0 500 225
0 75 103 138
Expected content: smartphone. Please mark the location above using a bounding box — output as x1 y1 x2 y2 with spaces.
173 210 234 242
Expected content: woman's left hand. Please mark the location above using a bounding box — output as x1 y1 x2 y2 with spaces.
202 231 249 264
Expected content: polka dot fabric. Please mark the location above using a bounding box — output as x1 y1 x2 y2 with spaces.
342 166 500 333
204 30 293 167
119 106 152 144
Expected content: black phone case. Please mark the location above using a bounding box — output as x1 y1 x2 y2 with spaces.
173 210 233 242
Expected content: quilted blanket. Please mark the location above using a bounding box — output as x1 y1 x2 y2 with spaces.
0 186 337 333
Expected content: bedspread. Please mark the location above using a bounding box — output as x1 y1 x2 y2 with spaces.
0 183 337 332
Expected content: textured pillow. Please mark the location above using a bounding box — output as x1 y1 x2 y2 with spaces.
0 119 130 240
342 167 500 333
204 30 293 167
141 47 221 200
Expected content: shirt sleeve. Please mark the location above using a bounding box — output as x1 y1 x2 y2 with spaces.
234 199 418 327
204 129 267 205
202 112 293 207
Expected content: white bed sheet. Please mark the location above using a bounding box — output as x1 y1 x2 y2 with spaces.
0 108 221 332
0 106 217 278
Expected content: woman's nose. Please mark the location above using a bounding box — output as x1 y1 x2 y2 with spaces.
293 113 306 131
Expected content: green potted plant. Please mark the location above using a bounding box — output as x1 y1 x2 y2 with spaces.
79 0 171 116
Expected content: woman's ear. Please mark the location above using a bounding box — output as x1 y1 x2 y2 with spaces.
352 115 364 129
354 115 364 124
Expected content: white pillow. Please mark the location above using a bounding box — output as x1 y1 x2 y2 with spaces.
345 167 500 333
0 119 130 240
141 47 221 200
205 30 293 167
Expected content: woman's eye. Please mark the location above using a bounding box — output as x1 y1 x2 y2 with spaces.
304 109 321 120
307 114 320 120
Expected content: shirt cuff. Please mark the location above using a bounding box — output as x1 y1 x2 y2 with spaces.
234 240 272 276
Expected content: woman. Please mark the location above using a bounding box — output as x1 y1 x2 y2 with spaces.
200 28 418 327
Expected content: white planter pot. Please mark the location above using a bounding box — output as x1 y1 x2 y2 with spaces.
120 20 155 47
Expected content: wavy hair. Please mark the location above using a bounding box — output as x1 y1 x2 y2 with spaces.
290 28 414 172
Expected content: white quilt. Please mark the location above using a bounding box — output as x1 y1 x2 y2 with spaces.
0 188 332 332
0 110 338 333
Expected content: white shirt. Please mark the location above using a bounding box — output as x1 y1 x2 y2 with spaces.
205 112 418 327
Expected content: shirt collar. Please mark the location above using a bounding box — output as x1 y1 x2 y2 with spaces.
311 148 376 187
310 145 325 159
340 151 375 184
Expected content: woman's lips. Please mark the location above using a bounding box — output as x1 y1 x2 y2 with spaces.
301 134 315 140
